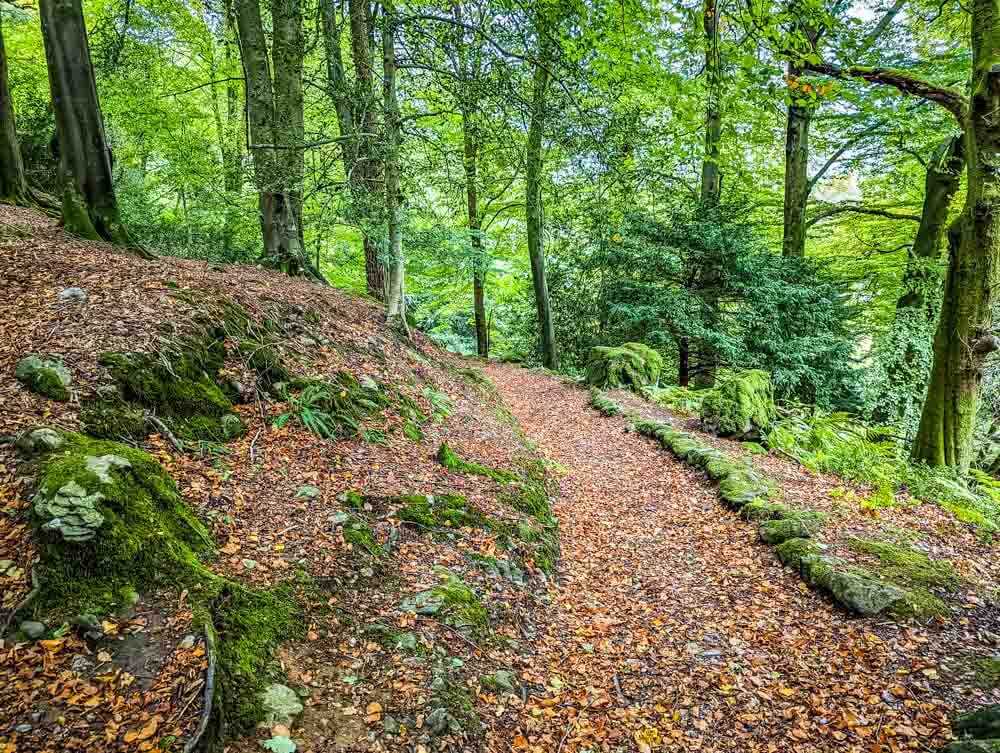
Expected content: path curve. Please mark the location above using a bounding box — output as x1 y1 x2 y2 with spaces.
486 364 951 753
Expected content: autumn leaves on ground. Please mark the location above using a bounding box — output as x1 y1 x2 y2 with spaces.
1 206 998 753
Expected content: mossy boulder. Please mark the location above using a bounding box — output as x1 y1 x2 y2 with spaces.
699 369 776 439
585 343 663 391
718 470 769 508
15 355 72 401
22 431 214 618
97 346 246 443
401 570 489 636
397 493 483 529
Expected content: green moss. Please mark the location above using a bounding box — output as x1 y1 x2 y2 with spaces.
343 516 383 557
514 519 560 574
403 420 424 442
430 569 489 635
585 343 663 390
29 432 214 620
775 537 822 568
236 340 289 387
15 355 71 401
206 582 301 738
437 442 517 483
589 388 623 417
976 657 1000 689
699 369 776 438
80 398 148 440
847 538 960 588
397 493 484 529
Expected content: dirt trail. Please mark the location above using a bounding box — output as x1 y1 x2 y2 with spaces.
487 364 953 753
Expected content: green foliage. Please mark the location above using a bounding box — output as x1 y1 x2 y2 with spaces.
429 568 489 635
699 370 776 437
585 342 663 390
437 442 518 483
273 374 387 439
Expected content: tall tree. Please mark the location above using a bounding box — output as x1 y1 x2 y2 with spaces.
0 10 30 206
39 0 148 253
382 0 408 333
235 0 319 279
526 10 557 369
803 1 998 471
700 0 722 206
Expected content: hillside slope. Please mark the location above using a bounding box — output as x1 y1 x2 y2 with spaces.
0 206 558 753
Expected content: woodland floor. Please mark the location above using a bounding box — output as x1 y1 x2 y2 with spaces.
0 206 998 753
481 364 997 753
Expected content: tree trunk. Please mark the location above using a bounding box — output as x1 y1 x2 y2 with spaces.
678 337 690 387
699 0 722 206
0 13 30 206
382 0 408 335
39 0 149 254
349 0 387 300
911 2 1000 471
270 0 304 238
235 0 319 279
461 105 488 358
526 15 557 370
873 135 964 425
782 68 810 257
211 0 243 256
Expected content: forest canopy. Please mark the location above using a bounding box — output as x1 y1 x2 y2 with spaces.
2 0 998 474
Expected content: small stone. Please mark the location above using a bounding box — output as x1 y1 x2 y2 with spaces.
15 427 64 457
360 567 374 578
57 287 87 303
295 485 321 500
19 621 45 640
14 723 31 733
179 635 196 650
70 654 94 673
259 683 304 725
242 558 258 570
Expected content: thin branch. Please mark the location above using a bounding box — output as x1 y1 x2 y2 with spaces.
806 202 922 227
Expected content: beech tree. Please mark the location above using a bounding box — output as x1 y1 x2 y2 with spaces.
526 8 557 370
0 11 30 205
38 0 147 252
235 0 320 280
800 2 999 471
382 0 408 333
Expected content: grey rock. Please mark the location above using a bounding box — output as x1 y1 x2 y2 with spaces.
15 427 64 457
241 558 258 570
57 287 87 303
19 621 45 640
258 683 304 725
179 635 196 650
14 723 31 733
85 454 131 484
399 590 442 616
15 355 72 400
481 670 517 693
71 654 95 673
295 485 321 499
758 517 819 545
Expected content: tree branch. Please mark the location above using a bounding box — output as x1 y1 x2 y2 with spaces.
806 202 922 227
803 62 968 122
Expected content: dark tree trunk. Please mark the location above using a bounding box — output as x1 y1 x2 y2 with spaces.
782 67 810 257
348 0 387 300
39 0 149 254
235 0 320 279
699 0 722 206
912 0 1000 471
678 338 690 387
526 19 557 370
873 135 964 424
0 14 30 206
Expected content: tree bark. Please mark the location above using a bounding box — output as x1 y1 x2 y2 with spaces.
782 64 810 256
699 0 722 206
349 0 387 300
911 0 1000 471
235 0 320 279
526 13 557 369
382 0 408 335
270 0 304 237
39 0 149 254
0 13 30 206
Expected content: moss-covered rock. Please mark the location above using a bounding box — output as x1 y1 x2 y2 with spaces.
400 569 489 637
976 657 1000 689
397 493 484 529
847 538 960 588
759 517 823 544
22 432 213 618
589 388 624 417
699 369 776 439
775 537 822 568
15 355 71 401
79 398 148 441
585 343 663 391
718 470 770 508
236 339 289 387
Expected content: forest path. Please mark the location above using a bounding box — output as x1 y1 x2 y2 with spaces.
485 364 950 752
